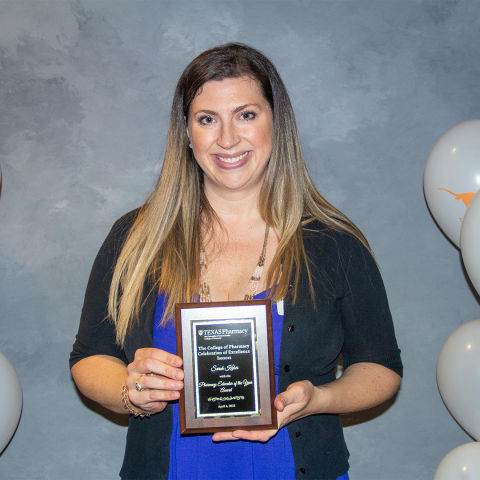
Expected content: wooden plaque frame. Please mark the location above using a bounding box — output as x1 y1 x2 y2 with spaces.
175 300 277 434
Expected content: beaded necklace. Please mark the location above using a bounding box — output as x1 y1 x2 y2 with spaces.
199 224 270 302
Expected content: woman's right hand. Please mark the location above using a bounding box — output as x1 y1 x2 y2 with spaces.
125 348 184 415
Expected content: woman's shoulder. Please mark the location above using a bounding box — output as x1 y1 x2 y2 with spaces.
111 207 141 234
301 218 374 272
302 218 353 250
98 207 141 257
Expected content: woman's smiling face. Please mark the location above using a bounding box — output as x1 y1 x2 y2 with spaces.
187 76 274 198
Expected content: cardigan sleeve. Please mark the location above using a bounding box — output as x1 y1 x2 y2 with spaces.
340 235 403 377
69 210 139 369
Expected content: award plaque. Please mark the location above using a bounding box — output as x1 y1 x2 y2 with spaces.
175 300 277 434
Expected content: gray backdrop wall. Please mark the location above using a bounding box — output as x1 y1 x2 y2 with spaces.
1 1 479 479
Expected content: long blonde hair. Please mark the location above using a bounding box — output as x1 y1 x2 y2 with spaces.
109 43 371 346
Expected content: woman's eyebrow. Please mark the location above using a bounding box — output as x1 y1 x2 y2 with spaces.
192 109 217 116
193 104 262 117
233 103 261 113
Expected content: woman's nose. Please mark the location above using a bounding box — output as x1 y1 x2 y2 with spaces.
217 121 239 149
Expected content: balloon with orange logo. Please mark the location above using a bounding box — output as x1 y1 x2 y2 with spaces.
461 191 480 296
424 120 480 247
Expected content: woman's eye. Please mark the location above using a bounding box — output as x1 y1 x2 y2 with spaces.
240 111 256 121
198 115 214 125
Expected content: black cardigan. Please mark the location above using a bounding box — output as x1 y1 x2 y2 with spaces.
70 210 402 480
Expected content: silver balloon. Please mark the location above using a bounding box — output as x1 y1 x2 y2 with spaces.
424 120 480 247
434 443 480 480
437 319 480 441
461 191 480 296
0 351 22 452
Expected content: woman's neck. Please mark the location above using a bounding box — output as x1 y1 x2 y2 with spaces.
203 183 264 229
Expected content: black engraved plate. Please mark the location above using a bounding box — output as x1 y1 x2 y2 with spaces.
192 319 259 417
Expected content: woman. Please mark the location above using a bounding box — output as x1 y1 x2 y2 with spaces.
70 43 402 480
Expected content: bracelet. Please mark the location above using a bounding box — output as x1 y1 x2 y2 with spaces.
122 385 150 419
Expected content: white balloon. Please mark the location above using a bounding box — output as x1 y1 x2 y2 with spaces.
434 443 480 480
0 351 22 453
424 120 480 247
437 319 480 440
461 191 480 296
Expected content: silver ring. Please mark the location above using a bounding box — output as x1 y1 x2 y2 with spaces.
135 377 143 392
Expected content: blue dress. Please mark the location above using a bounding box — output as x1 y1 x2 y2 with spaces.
153 292 348 480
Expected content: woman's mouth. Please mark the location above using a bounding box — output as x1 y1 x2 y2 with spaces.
215 151 250 164
212 151 252 169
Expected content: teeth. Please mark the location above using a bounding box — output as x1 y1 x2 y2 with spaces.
216 151 249 163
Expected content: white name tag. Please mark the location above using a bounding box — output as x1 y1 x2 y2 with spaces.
276 299 284 316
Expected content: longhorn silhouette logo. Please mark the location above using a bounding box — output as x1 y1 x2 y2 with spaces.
439 188 476 223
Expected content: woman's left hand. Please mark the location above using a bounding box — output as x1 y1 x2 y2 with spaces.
212 362 401 443
212 380 317 443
